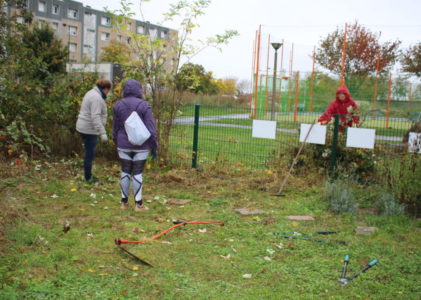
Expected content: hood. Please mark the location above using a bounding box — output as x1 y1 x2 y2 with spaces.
123 79 143 99
335 86 351 102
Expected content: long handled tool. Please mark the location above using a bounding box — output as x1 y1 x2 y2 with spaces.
341 259 378 286
115 221 224 267
275 121 316 196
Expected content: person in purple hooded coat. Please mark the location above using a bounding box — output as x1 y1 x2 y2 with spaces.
112 79 158 212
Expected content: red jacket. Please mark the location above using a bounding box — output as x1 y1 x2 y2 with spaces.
318 86 359 129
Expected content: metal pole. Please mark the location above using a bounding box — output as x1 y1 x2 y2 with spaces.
329 114 340 176
309 46 316 112
265 34 271 114
192 104 201 168
271 48 278 120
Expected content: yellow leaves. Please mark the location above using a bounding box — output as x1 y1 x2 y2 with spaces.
7 149 13 155
132 266 139 271
266 170 273 175
70 188 77 192
86 269 95 273
146 163 151 170
22 260 28 265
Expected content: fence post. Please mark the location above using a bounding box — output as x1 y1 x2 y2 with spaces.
329 114 340 176
192 104 201 168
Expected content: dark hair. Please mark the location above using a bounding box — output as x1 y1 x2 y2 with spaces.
96 79 112 90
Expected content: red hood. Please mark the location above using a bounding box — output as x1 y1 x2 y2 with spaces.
336 86 351 103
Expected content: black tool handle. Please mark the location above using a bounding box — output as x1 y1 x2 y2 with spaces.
348 259 378 281
341 255 350 279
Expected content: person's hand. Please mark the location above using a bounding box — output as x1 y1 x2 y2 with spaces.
100 134 108 142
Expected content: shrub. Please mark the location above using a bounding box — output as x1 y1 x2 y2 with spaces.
375 193 406 216
325 180 357 214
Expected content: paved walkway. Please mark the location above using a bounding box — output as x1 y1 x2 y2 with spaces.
175 114 404 142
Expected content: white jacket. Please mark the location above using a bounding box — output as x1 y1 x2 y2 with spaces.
76 87 107 135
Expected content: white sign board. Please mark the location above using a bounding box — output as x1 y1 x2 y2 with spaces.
299 124 327 145
346 128 376 149
252 120 277 139
408 132 421 154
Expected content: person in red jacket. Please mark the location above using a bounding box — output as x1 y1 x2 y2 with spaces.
318 86 359 130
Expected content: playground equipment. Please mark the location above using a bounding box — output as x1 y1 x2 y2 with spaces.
250 24 419 127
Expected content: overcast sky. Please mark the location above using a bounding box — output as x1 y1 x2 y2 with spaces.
81 0 420 81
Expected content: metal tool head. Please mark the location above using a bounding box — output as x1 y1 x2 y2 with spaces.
339 278 349 286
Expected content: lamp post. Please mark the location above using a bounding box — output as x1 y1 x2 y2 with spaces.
270 42 283 120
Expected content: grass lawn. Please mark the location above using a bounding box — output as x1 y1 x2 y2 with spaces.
1 160 420 299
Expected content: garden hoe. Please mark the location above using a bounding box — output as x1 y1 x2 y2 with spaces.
275 121 316 197
115 221 224 267
339 255 378 286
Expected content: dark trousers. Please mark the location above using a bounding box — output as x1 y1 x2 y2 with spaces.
80 133 98 181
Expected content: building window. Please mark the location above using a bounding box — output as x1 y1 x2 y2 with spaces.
52 22 59 31
149 28 157 38
127 37 132 44
87 29 95 33
83 45 92 53
69 43 77 53
161 31 168 39
17 16 25 24
101 16 111 26
38 1 46 12
68 25 77 36
117 34 122 42
101 32 110 41
68 8 78 19
52 4 60 15
137 26 144 34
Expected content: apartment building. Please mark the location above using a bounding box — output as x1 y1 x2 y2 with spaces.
8 0 177 63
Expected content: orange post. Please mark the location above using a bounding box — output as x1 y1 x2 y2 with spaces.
287 43 294 111
340 23 348 86
293 71 300 122
264 34 271 114
409 83 412 102
372 49 381 112
385 72 392 129
253 25 262 119
279 41 284 112
250 35 256 113
309 46 316 112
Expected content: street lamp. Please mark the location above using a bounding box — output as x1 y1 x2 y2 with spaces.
270 42 283 120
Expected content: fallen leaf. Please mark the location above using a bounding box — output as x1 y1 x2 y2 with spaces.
103 206 109 210
51 194 58 199
267 170 273 175
132 266 139 271
266 249 275 255
162 241 172 245
111 227 117 231
220 254 231 259
132 273 139 277
121 290 127 295
90 193 96 199
264 256 272 261
70 188 77 192
232 248 237 253
87 269 95 273
22 260 28 265
99 273 108 277
198 228 207 233
275 243 284 249
242 274 252 279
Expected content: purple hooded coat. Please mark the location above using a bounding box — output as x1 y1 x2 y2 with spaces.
112 79 158 153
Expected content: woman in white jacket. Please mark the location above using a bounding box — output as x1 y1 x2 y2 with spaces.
76 79 112 183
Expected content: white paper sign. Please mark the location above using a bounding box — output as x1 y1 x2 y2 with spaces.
408 132 421 154
299 124 327 145
346 128 376 149
252 120 277 139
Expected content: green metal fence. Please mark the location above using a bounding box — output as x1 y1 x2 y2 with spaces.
169 104 419 169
